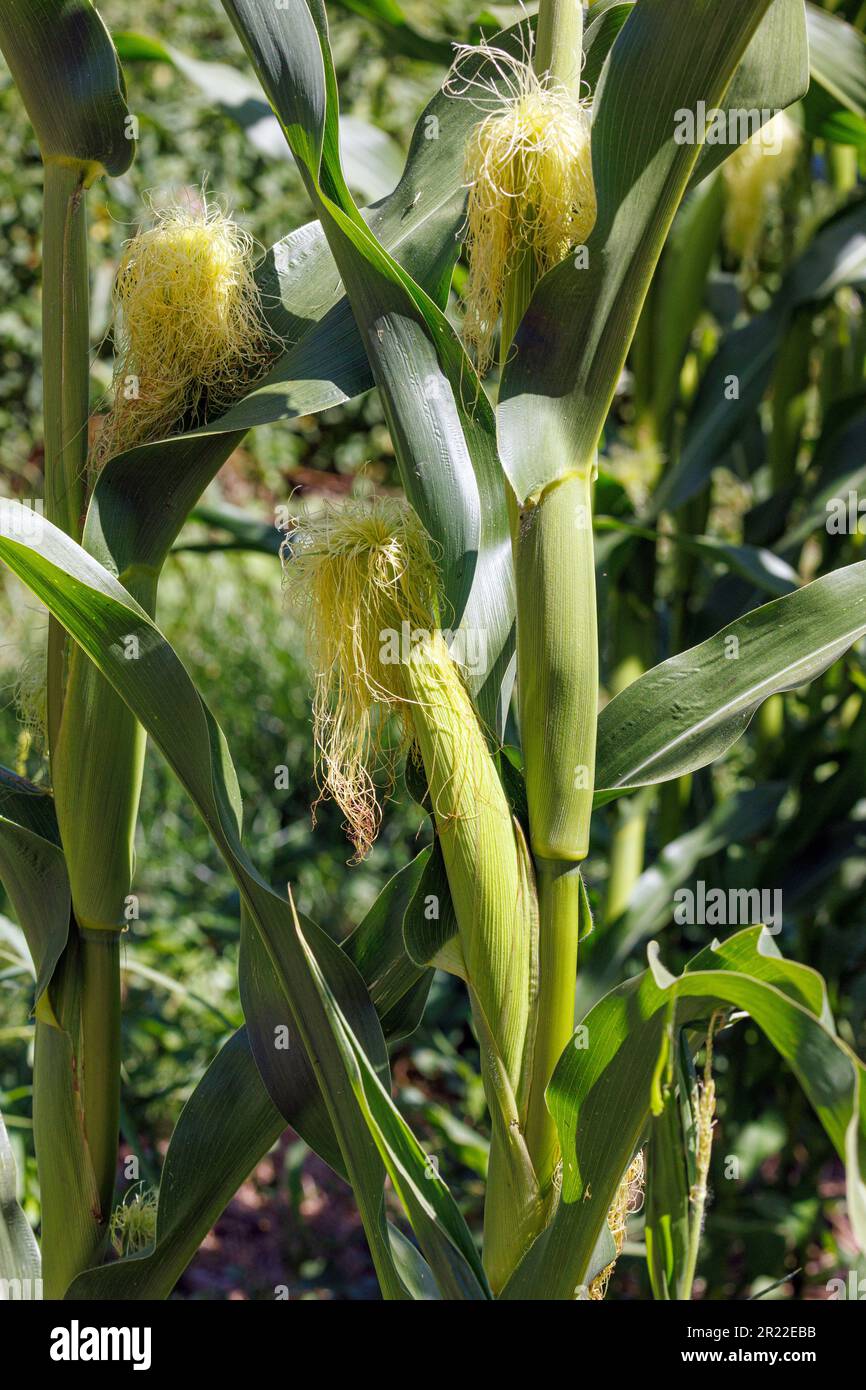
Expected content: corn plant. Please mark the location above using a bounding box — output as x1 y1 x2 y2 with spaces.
1 0 866 1302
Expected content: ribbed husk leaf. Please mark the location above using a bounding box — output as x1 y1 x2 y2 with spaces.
402 633 533 1090
53 645 145 933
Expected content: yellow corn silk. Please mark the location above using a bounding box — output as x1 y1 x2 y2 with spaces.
284 498 439 861
588 1151 646 1300
284 498 534 1092
92 196 276 470
722 111 801 261
449 42 596 373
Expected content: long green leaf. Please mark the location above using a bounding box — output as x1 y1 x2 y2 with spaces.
653 198 866 515
595 561 866 797
502 928 866 1298
0 501 483 1300
0 771 69 1002
0 0 133 177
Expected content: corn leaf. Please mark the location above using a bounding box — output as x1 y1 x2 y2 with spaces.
0 0 133 177
806 2 866 121
0 501 484 1301
502 928 866 1298
67 1026 283 1299
222 0 518 732
498 0 806 502
0 1110 41 1294
690 0 808 185
595 560 866 799
71 854 436 1297
0 770 69 1002
652 198 866 515
113 32 403 200
238 851 432 1182
292 900 489 1299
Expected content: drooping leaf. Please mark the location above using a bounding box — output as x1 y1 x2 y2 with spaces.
0 501 483 1301
0 0 133 177
595 561 866 800
0 771 70 1003
502 928 866 1299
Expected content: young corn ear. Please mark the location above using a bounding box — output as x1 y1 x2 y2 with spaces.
91 196 275 470
283 498 534 1092
56 196 276 934
722 111 800 260
450 41 596 372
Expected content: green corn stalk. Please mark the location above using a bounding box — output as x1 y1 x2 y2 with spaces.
503 0 595 1199
0 0 136 1292
4 0 865 1310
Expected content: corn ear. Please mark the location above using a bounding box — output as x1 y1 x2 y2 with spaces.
401 633 532 1089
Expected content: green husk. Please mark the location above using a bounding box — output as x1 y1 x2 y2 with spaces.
52 646 146 934
285 498 538 1287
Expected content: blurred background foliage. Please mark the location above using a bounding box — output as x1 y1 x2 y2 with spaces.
2 0 866 1299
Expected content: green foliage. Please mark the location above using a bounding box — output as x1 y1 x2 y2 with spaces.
2 0 866 1304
